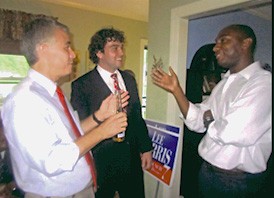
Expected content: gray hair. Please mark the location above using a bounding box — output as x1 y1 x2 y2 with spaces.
21 17 70 66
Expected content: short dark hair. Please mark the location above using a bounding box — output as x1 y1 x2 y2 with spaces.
21 17 69 66
88 27 125 64
228 24 257 54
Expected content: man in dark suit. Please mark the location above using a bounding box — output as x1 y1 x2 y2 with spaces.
71 27 153 198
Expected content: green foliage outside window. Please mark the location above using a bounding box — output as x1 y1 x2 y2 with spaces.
0 54 29 78
0 54 30 106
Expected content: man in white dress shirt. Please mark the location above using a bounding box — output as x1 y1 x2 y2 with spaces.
151 24 272 197
1 18 128 198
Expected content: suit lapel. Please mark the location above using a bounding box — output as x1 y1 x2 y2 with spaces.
92 67 112 95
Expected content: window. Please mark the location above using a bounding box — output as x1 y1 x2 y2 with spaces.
0 54 29 106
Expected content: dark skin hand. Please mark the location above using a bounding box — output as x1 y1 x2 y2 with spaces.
151 66 189 118
151 66 213 128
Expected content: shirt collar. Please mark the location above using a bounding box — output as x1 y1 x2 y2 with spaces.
96 65 122 80
223 61 262 80
239 61 262 80
28 69 57 97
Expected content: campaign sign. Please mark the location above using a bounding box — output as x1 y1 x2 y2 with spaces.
145 119 181 187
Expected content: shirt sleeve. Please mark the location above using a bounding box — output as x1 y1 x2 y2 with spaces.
208 78 272 146
180 102 208 133
6 94 80 176
181 70 272 148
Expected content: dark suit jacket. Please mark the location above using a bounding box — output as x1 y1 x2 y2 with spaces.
70 67 152 188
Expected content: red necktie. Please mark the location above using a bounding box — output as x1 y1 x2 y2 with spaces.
111 73 120 91
111 73 127 114
56 86 97 190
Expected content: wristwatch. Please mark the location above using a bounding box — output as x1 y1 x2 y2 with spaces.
203 111 214 128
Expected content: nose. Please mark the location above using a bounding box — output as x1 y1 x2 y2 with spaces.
213 43 219 53
70 48 76 59
119 47 124 56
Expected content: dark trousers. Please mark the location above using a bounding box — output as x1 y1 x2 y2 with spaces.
198 161 269 198
95 170 145 198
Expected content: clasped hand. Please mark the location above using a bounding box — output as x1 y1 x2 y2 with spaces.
98 90 129 120
96 91 129 137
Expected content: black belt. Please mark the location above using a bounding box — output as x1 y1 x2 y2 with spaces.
203 161 247 175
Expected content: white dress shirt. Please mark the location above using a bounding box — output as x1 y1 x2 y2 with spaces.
182 61 272 173
96 65 127 92
1 69 91 196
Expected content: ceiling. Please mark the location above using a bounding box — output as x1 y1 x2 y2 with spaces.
40 0 271 22
40 0 149 22
244 2 272 21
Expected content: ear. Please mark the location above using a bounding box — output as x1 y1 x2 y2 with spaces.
36 43 48 54
242 38 252 50
96 50 103 59
35 43 50 63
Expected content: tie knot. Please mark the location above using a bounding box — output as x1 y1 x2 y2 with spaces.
56 86 64 98
111 73 117 79
56 86 62 92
